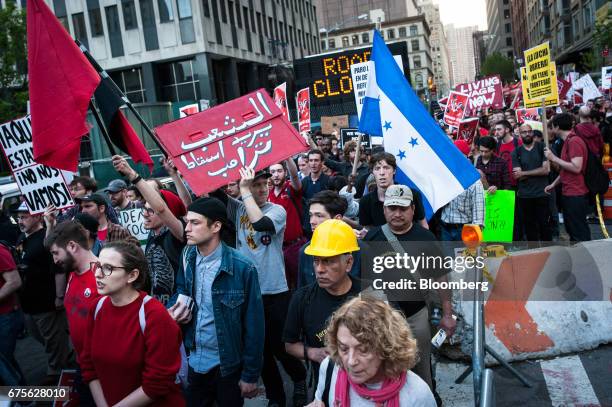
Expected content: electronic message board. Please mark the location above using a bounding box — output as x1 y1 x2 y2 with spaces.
293 42 409 121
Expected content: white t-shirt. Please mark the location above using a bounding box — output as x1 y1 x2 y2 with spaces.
315 357 436 407
227 197 288 295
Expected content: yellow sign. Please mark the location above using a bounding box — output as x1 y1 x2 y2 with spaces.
524 42 554 100
521 62 559 108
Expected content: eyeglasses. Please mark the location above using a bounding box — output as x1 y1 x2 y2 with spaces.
90 261 127 277
142 207 155 216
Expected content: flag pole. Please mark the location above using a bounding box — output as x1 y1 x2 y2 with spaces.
75 40 166 155
89 101 118 156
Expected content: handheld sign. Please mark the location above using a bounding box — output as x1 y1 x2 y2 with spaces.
0 116 74 214
457 118 479 144
524 42 554 100
118 208 148 248
516 107 543 124
455 75 504 116
296 88 311 133
273 83 290 121
483 190 515 243
350 56 403 119
154 89 309 196
443 91 470 128
339 128 371 149
520 62 559 108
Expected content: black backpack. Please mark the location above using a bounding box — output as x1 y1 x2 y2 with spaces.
584 148 609 197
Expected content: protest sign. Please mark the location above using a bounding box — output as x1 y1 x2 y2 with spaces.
557 76 571 100
457 117 479 144
524 41 554 100
118 208 148 247
483 190 515 243
200 99 210 110
54 369 79 407
455 75 504 115
443 91 469 128
0 115 74 214
273 82 290 121
321 115 349 135
154 89 309 196
350 56 403 119
296 87 311 133
179 104 200 118
339 128 371 149
520 62 559 108
516 107 542 124
603 66 612 90
573 74 603 101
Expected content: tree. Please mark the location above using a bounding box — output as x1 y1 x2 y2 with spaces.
0 2 28 123
593 9 612 69
481 52 515 83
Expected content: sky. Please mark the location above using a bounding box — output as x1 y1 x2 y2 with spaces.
435 0 488 30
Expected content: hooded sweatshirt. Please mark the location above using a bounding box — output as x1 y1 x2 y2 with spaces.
573 123 604 159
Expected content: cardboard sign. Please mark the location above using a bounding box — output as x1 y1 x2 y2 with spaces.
321 115 349 135
483 190 515 243
524 42 554 100
53 369 78 406
573 74 603 101
179 104 200 118
457 118 479 144
350 56 403 119
273 82 290 121
118 208 149 247
339 128 371 149
296 87 311 133
0 115 74 214
520 62 559 108
455 75 504 116
153 89 308 196
516 107 543 124
602 66 612 90
443 91 470 128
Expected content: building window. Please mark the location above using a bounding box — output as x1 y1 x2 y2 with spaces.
220 0 227 23
362 32 369 43
243 6 252 50
72 13 88 48
342 36 349 47
505 22 511 33
177 0 195 43
110 67 146 103
413 55 421 68
122 0 138 29
415 73 423 88
235 0 241 26
409 25 417 36
352 34 359 45
139 0 159 50
387 29 394 39
321 40 326 50
329 38 335 48
202 0 210 17
87 0 104 37
583 0 593 32
503 9 510 19
158 59 200 102
105 6 124 57
411 39 419 51
53 0 69 31
399 27 406 37
505 36 512 46
507 51 513 59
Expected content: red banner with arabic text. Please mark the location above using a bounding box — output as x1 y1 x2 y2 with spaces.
154 89 309 196
296 88 311 133
273 82 290 121
443 91 469 128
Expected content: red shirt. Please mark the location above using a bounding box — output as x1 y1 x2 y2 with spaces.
497 137 523 187
65 268 99 361
560 134 588 196
97 228 108 242
268 180 304 243
0 245 18 315
80 292 184 406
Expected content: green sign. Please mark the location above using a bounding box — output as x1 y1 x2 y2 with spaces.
483 190 515 243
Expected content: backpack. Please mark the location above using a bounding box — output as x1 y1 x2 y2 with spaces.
571 129 609 197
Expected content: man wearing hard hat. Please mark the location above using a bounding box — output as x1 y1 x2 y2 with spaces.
283 219 361 387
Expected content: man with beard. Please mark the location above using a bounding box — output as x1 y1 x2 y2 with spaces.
45 221 99 405
104 179 139 211
77 193 140 247
269 159 305 290
512 124 552 244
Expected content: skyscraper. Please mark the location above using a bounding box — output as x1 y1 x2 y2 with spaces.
445 24 477 87
315 0 419 32
485 0 514 59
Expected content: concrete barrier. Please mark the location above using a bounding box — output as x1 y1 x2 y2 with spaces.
451 239 612 364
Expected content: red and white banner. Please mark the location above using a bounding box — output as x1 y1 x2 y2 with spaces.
557 77 571 100
273 82 290 121
296 87 311 133
443 91 470 128
457 117 479 144
455 75 504 116
516 107 542 124
154 89 309 196
179 103 200 118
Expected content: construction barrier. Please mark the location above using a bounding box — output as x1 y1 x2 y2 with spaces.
452 239 612 364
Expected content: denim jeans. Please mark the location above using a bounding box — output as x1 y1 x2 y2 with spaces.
0 309 24 385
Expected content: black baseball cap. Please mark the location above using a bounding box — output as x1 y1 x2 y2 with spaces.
75 192 107 206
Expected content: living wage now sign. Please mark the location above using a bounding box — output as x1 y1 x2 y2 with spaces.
154 89 309 196
0 116 74 214
523 42 554 100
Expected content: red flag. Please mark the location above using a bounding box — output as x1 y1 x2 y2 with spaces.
94 78 153 170
27 0 101 171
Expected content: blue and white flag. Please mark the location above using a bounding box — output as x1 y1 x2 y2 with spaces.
358 30 480 218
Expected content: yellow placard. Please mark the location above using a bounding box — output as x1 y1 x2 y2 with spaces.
521 62 559 108
524 42 554 100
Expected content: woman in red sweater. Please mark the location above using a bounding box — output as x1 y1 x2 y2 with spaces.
80 241 184 406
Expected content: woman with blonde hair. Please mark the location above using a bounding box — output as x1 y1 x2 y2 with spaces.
309 296 436 407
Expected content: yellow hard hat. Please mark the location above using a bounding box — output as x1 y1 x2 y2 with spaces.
304 219 360 257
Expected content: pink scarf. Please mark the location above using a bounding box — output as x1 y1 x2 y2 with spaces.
334 368 407 407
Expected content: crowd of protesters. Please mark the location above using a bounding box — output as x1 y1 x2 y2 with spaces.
0 95 609 406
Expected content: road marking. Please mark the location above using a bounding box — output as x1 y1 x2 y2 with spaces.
541 355 600 406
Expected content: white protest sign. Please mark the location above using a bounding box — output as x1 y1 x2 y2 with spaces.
350 55 403 119
573 74 602 101
0 115 74 214
602 66 612 90
118 208 149 247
